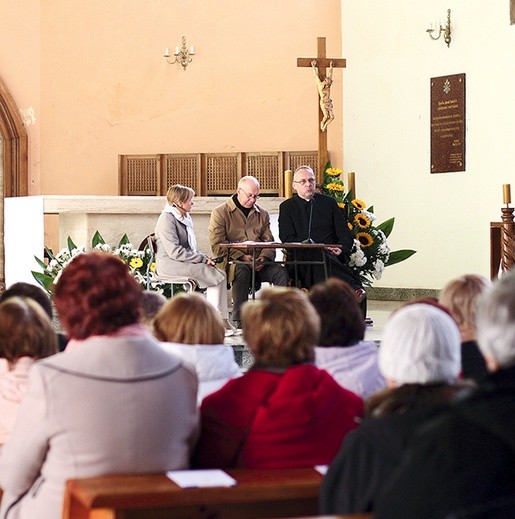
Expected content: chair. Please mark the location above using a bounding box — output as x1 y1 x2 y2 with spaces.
139 234 197 296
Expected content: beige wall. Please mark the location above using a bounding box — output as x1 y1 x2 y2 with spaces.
0 0 41 192
1 0 343 196
341 0 515 289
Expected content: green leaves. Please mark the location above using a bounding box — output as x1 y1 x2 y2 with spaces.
91 231 105 248
386 249 417 267
376 217 395 239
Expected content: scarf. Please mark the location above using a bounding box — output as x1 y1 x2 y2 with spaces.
163 202 197 252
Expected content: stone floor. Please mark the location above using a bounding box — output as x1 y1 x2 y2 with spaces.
225 299 404 370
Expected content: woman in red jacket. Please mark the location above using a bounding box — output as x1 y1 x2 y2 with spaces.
193 286 363 469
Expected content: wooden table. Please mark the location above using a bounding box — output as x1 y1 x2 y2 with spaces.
218 242 342 297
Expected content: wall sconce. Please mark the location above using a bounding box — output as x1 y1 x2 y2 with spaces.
164 36 195 70
426 9 452 47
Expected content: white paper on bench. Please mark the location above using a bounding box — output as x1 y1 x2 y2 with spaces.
166 469 238 488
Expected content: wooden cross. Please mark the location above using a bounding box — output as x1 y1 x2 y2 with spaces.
297 37 346 181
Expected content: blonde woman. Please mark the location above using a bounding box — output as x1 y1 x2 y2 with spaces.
439 274 491 381
153 292 241 404
154 184 235 335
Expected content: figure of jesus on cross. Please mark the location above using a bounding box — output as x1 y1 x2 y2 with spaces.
312 59 334 132
297 37 346 179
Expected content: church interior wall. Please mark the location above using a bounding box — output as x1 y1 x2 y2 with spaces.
1 0 343 196
2 1 513 291
341 0 514 290
0 0 41 193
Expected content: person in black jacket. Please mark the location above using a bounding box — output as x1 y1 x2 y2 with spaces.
375 270 515 519
320 302 472 515
278 165 365 304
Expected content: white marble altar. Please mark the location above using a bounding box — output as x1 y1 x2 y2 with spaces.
4 195 283 287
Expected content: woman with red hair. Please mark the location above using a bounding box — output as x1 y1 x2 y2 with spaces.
0 252 199 519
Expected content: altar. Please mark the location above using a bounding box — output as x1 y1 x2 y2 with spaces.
3 195 282 287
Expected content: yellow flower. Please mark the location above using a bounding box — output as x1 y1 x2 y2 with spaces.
338 202 346 209
356 232 374 248
347 222 353 231
352 198 367 210
325 167 343 177
130 257 144 268
326 182 345 192
150 262 156 272
354 213 371 229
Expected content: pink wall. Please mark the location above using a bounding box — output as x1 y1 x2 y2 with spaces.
0 0 41 193
1 1 343 195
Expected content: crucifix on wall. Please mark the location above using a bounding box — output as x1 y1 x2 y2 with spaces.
297 37 346 180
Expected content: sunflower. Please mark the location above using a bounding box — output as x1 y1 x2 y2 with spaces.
130 257 144 269
325 167 343 177
326 182 345 192
347 222 353 231
352 199 367 210
356 232 374 248
354 213 371 229
338 202 346 209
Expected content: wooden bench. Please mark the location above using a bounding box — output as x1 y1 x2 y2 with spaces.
62 467 325 519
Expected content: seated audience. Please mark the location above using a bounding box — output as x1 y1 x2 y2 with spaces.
0 281 68 351
0 298 58 446
140 289 167 329
193 286 363 469
0 252 198 519
438 273 490 381
376 270 515 519
321 303 471 515
153 292 241 404
309 277 386 398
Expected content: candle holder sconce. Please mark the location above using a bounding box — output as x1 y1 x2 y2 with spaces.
427 9 452 47
164 36 195 71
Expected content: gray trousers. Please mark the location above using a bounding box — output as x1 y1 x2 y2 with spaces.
231 263 289 321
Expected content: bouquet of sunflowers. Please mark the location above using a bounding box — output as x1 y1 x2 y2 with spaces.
322 163 415 286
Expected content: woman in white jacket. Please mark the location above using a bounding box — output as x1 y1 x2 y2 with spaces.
153 292 241 404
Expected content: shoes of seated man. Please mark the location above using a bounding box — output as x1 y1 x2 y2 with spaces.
223 319 242 337
354 288 367 303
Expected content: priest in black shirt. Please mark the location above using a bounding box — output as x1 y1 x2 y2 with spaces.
278 165 365 304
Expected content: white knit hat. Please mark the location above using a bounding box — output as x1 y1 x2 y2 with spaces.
379 303 461 384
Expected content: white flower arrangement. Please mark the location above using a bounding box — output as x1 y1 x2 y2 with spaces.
32 231 173 297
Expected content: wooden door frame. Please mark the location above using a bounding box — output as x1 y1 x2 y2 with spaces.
0 75 28 289
0 75 28 197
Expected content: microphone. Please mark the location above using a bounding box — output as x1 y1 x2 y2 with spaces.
301 199 314 244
